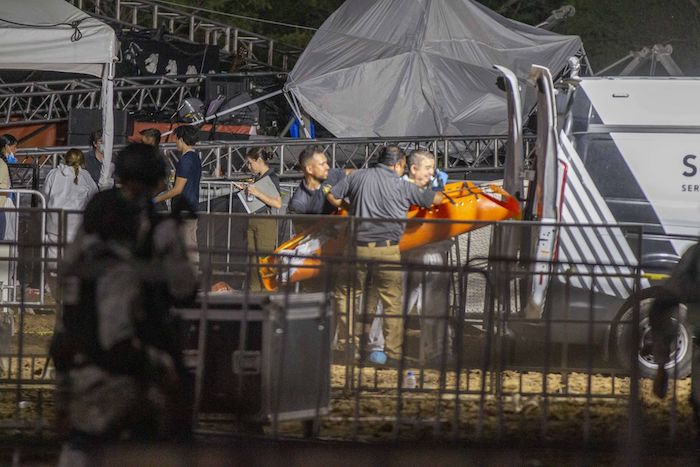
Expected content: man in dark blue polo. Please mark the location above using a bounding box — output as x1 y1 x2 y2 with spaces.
327 145 444 365
154 125 201 266
288 145 347 232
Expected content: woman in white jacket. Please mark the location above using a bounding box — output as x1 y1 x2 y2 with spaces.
43 149 98 263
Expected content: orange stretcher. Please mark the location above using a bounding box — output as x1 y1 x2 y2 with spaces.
259 181 521 291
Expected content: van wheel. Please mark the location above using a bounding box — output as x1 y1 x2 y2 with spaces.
615 295 691 379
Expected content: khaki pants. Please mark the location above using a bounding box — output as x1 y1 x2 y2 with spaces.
247 217 277 292
333 264 363 351
356 244 403 359
181 219 199 267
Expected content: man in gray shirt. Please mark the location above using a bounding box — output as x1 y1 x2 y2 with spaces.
328 146 443 366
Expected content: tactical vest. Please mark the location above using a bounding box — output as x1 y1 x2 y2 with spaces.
50 246 123 373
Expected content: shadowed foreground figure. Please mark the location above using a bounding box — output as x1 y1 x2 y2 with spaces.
650 240 700 426
50 144 196 466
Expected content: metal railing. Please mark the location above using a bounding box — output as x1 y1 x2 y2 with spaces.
0 190 48 307
0 210 695 456
15 135 537 180
0 72 285 127
70 0 302 71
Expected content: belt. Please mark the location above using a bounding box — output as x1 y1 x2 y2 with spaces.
356 240 399 247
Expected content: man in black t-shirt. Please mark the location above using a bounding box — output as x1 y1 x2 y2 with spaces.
288 145 348 232
84 129 114 189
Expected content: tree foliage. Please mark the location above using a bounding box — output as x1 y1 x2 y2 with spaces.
173 0 700 74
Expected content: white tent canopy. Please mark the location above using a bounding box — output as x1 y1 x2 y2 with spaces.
0 0 118 187
287 0 582 137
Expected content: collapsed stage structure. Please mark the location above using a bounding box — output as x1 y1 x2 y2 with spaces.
285 0 582 137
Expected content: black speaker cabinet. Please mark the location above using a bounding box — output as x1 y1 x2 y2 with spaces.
204 77 250 102
67 108 133 145
174 292 332 423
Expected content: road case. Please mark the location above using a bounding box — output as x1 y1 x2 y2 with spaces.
174 292 332 423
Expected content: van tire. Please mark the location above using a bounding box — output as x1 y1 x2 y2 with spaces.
614 292 691 379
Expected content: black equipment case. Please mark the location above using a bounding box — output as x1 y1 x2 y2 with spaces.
174 292 332 424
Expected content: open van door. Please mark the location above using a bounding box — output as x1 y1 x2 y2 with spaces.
492 64 563 321
488 66 527 319
515 65 640 319
496 64 693 378
493 65 525 205
492 65 525 261
522 66 563 319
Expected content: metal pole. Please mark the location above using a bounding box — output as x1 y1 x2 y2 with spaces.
162 89 283 136
443 138 448 170
152 4 159 29
279 145 285 175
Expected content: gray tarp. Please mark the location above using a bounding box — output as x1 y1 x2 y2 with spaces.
286 0 582 137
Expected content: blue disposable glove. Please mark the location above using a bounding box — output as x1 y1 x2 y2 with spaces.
432 169 448 190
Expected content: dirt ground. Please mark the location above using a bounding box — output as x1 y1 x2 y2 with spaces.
271 364 694 446
0 313 696 448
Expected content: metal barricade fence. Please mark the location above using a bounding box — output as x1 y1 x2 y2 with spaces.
15 135 537 181
0 209 695 455
230 217 642 443
0 190 49 306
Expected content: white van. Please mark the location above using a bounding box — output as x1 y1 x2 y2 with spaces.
495 64 700 378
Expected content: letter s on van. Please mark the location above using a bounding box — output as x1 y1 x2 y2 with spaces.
683 154 697 177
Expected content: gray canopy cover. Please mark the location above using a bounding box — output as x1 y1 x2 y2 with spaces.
286 0 581 137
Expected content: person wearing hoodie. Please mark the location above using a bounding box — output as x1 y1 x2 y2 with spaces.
43 148 99 296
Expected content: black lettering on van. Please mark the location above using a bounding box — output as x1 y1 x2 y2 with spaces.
683 154 697 177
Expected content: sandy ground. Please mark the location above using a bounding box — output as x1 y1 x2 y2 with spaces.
269 364 694 445
0 313 695 450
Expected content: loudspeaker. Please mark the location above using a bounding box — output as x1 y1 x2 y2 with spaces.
67 109 133 145
204 78 250 103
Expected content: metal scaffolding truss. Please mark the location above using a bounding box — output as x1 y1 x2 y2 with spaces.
0 72 285 127
69 0 302 71
15 135 535 186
